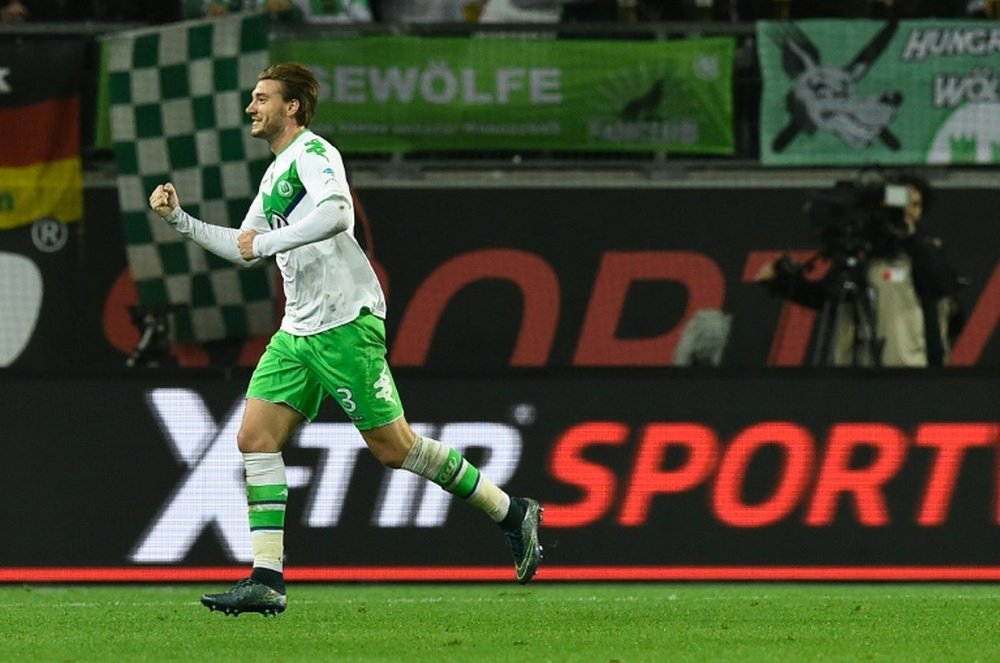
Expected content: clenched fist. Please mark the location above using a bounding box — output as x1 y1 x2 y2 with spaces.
238 230 259 261
149 183 179 218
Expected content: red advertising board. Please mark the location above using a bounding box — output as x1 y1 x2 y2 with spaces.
2 370 998 581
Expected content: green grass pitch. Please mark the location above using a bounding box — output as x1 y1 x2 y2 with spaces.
5 583 1000 661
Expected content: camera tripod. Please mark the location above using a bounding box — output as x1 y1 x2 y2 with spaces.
811 253 883 368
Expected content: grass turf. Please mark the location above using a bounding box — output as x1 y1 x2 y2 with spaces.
4 583 1000 662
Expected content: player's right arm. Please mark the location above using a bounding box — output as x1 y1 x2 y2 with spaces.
149 182 268 266
248 145 353 259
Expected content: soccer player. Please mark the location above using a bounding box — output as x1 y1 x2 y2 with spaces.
148 62 542 616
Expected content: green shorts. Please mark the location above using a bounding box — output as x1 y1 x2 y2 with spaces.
247 311 404 430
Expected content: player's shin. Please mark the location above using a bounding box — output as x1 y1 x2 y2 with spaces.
401 434 522 527
244 452 287 593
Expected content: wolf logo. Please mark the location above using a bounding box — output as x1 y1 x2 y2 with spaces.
620 79 665 122
771 21 903 152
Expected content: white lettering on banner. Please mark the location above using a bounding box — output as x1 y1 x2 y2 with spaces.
587 119 699 144
420 62 458 104
334 66 367 103
0 68 10 93
393 123 457 135
326 64 562 106
933 68 1000 107
131 388 524 563
369 67 419 103
461 122 561 136
462 69 491 104
327 122 390 135
530 68 561 104
495 68 525 104
902 28 1000 61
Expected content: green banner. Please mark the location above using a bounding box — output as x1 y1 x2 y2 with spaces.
758 20 1000 166
270 35 734 154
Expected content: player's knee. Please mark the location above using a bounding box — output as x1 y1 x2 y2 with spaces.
372 445 408 470
237 425 277 453
362 425 415 469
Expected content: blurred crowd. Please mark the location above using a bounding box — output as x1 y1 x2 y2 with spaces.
1 0 996 24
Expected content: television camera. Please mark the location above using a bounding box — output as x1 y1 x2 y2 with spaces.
804 177 911 259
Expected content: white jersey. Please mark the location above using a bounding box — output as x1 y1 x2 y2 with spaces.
241 129 386 336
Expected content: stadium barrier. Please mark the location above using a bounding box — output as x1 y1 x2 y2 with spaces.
1 183 997 370
2 369 999 582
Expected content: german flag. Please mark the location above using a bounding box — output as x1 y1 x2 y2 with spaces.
0 40 84 231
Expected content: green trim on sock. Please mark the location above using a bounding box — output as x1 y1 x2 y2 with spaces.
248 507 285 529
451 464 480 499
247 484 288 504
434 449 462 486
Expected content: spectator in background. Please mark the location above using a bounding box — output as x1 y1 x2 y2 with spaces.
958 0 996 16
199 0 265 17
478 0 561 23
73 0 181 22
713 0 777 20
867 0 964 17
960 0 982 14
0 0 29 22
788 0 868 17
790 0 968 17
296 0 371 21
278 0 373 22
377 0 469 22
197 0 320 21
559 0 635 22
201 1 232 16
556 0 754 23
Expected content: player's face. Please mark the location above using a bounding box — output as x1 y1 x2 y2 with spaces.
245 79 293 141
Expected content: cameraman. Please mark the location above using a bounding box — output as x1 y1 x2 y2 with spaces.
755 173 963 367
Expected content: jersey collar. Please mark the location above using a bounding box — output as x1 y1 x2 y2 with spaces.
274 127 309 158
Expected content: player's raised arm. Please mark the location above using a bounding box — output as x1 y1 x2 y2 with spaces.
148 182 267 267
249 141 353 259
250 196 351 259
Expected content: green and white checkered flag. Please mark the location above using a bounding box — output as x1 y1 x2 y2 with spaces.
104 13 276 342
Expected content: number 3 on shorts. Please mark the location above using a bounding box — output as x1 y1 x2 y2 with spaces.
336 387 357 413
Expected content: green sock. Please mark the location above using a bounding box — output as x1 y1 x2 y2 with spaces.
244 452 287 574
402 434 512 522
